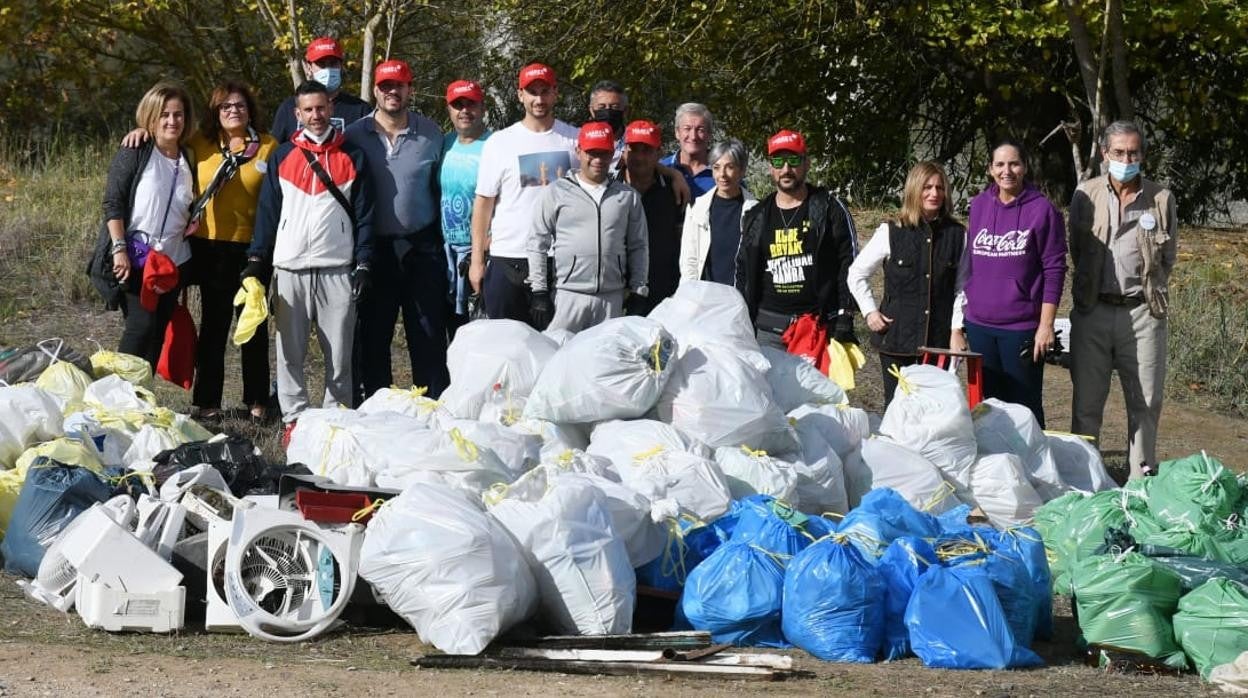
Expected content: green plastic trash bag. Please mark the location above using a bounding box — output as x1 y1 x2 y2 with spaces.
1033 491 1083 539
1043 490 1128 595
1173 579 1248 678
1072 552 1187 670
1148 452 1239 531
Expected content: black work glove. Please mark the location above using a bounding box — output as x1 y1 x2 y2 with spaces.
351 264 372 303
832 314 858 345
530 290 553 330
625 293 648 316
240 258 268 283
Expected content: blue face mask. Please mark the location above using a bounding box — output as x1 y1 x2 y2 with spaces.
312 67 342 93
1108 160 1140 183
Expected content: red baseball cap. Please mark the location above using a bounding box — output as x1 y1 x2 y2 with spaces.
374 59 411 85
305 37 344 63
767 129 807 156
624 120 661 148
446 79 484 103
578 122 616 153
518 63 556 90
140 251 179 312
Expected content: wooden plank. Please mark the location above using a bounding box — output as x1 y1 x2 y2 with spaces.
412 654 780 681
489 647 794 671
665 642 733 661
513 630 713 651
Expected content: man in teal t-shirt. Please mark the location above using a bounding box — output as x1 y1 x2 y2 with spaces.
441 79 492 335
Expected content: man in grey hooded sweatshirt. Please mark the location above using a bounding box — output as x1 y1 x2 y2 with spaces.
527 121 649 332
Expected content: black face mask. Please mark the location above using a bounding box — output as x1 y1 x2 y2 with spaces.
592 108 625 138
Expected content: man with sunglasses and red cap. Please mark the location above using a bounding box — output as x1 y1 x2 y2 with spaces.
527 122 648 333
469 62 578 325
736 129 859 355
345 59 447 400
619 119 680 314
441 79 491 334
271 37 371 144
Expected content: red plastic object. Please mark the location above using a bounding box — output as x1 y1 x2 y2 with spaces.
917 347 985 408
295 490 373 524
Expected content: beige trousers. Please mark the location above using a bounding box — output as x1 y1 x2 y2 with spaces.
1070 301 1167 477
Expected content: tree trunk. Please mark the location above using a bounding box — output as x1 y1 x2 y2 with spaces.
1060 0 1100 113
359 1 388 104
1107 0 1133 121
285 0 303 88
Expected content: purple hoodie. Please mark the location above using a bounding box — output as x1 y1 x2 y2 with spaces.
963 182 1067 331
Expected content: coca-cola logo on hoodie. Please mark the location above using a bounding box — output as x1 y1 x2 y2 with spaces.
972 227 1031 257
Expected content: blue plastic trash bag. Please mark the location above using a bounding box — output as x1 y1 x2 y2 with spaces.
878 536 939 660
2 459 112 576
838 488 941 563
782 535 886 662
905 565 1044 669
939 534 1039 649
681 540 789 647
636 517 726 592
937 503 973 534
729 495 832 551
990 527 1053 641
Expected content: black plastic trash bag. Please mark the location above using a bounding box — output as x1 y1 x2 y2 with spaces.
0 341 93 385
151 436 308 496
1 458 112 576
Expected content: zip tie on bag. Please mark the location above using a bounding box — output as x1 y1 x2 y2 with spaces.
555 450 576 469
920 481 957 512
887 364 914 396
482 482 511 508
740 445 768 458
748 544 793 566
316 425 346 477
1042 429 1098 442
633 445 665 463
351 497 387 522
109 471 156 487
658 518 690 584
448 428 479 462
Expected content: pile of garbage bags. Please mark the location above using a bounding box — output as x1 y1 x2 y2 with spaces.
1036 451 1248 678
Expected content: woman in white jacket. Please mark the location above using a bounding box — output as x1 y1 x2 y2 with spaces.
679 139 759 283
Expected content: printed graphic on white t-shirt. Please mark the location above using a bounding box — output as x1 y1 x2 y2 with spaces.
519 151 573 188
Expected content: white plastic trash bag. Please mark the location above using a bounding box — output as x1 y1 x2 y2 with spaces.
359 482 538 655
371 425 513 496
969 453 1045 528
540 449 619 481
788 403 870 461
713 446 799 503
488 473 635 635
285 409 400 487
656 345 798 453
648 280 769 371
82 374 155 411
122 423 185 470
440 320 559 420
447 419 541 478
859 437 962 514
760 346 846 411
972 398 1068 500
788 408 853 513
357 386 451 428
587 419 710 474
524 317 676 424
0 386 64 469
509 418 590 465
35 361 94 412
878 364 977 492
1047 432 1116 494
617 447 732 522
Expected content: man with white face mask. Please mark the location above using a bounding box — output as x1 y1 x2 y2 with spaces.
1068 120 1178 479
270 37 371 143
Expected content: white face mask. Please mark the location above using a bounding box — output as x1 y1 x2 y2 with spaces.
312 67 342 93
303 125 333 144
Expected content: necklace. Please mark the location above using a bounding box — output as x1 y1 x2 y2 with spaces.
777 202 803 230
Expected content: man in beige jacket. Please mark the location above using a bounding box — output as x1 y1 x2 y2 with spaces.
1068 120 1178 478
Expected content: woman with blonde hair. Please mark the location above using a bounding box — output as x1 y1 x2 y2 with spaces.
99 81 198 369
847 161 965 403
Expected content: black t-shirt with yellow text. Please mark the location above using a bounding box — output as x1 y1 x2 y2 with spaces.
761 199 816 315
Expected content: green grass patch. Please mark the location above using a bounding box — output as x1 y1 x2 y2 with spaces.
1165 259 1248 416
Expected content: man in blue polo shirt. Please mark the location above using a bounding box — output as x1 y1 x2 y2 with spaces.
345 59 448 399
660 102 717 202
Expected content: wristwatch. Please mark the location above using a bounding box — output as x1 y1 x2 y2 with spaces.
632 285 650 297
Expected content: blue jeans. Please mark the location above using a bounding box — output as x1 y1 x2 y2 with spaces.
964 321 1046 428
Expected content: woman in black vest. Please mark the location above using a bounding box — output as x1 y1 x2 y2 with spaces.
847 161 965 404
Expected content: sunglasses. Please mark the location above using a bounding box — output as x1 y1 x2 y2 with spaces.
769 155 804 168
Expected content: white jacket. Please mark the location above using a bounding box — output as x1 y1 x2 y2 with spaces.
679 188 760 282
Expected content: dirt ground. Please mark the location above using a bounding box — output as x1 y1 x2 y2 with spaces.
0 226 1244 696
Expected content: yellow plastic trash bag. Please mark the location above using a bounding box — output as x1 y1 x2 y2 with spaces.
0 463 27 538
15 438 106 475
90 350 153 388
233 277 269 346
35 361 94 412
826 339 867 391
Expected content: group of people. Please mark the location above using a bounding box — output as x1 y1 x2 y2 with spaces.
90 36 1177 477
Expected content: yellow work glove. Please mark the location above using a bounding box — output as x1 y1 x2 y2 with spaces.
826 339 867 391
232 277 269 346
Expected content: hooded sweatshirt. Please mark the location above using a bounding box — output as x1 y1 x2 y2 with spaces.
962 182 1067 331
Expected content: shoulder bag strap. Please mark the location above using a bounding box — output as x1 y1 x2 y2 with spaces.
300 145 357 231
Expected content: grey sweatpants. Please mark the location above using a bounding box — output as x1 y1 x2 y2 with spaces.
1070 301 1167 477
548 288 625 333
274 267 356 423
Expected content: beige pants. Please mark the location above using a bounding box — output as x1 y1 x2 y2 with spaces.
1070 301 1167 477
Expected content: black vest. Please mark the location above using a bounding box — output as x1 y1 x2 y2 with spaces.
870 218 965 356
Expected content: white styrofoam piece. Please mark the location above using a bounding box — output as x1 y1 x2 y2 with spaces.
55 507 183 593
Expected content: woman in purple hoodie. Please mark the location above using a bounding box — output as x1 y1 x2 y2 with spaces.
952 139 1066 427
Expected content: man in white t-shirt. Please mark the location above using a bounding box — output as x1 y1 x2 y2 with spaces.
468 62 578 324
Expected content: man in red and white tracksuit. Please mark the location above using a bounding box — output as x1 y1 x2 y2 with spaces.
247 80 374 443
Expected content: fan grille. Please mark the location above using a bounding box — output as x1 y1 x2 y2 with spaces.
238 533 314 615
